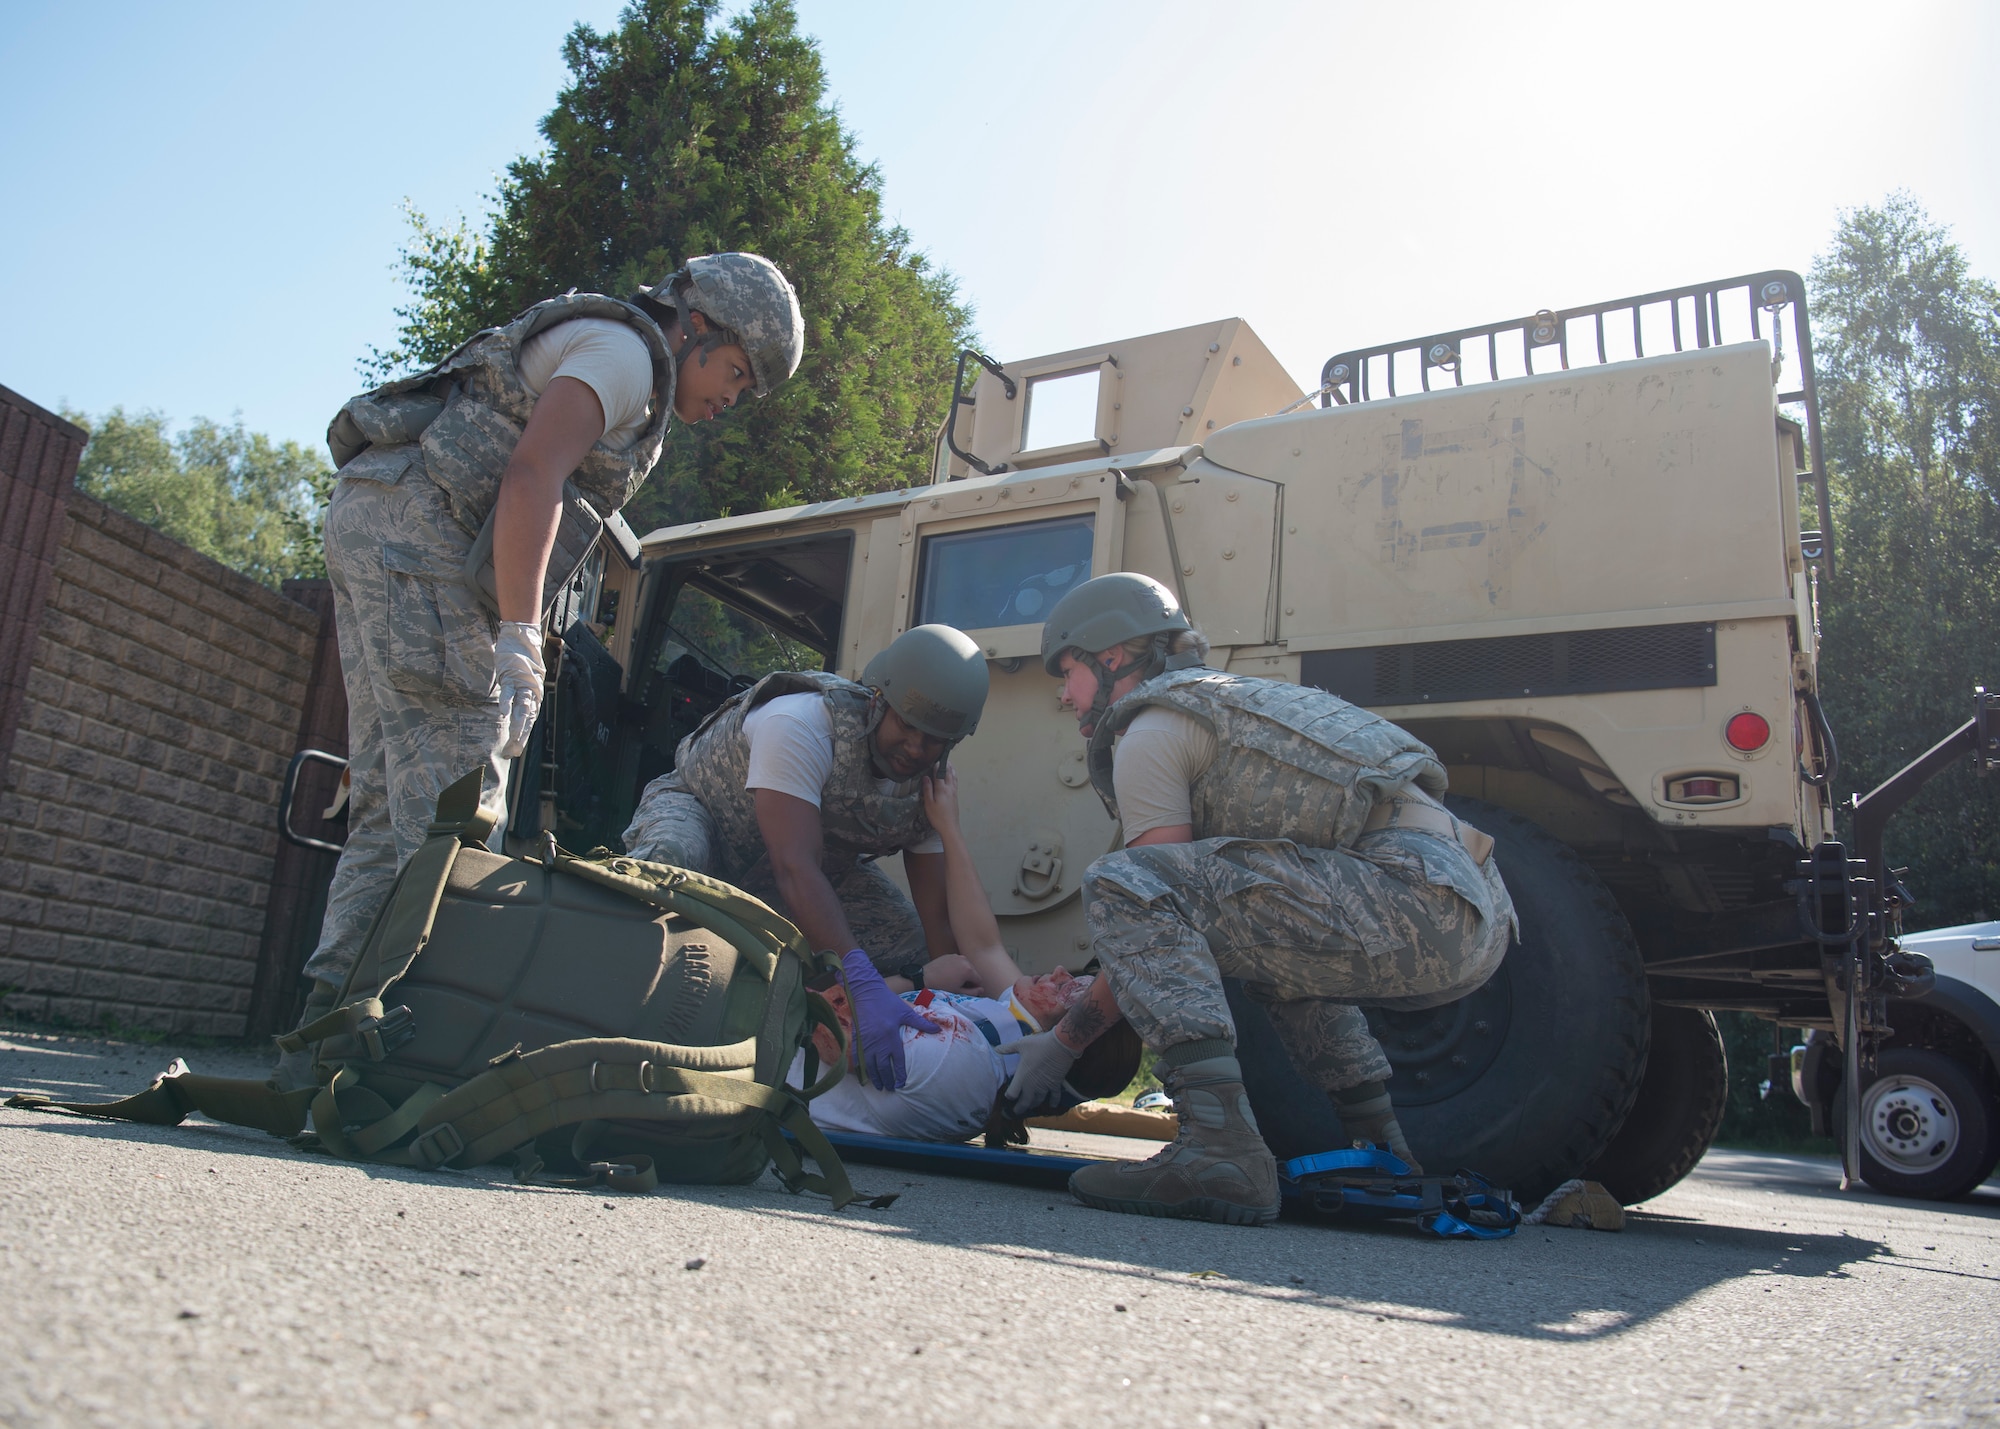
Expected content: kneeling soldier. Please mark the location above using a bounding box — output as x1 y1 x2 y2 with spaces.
1002 574 1517 1224
622 624 989 1087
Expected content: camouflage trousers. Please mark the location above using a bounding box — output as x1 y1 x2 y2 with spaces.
303 467 511 987
622 779 930 980
1084 828 1514 1094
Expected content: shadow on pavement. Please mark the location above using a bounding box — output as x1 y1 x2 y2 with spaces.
0 1028 1933 1343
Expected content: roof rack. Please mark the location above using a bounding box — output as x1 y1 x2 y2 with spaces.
1320 270 1831 575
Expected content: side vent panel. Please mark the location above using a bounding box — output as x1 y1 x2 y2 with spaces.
1302 622 1716 706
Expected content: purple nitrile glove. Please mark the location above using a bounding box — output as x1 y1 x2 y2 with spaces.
841 949 937 1090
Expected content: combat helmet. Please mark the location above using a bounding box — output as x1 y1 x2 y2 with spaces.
861 624 990 742
642 252 804 398
1039 572 1192 676
1040 573 1201 735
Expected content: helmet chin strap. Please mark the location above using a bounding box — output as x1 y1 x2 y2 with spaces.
1081 634 1172 734
668 302 742 369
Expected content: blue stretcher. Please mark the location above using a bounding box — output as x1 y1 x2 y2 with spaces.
814 1131 1518 1238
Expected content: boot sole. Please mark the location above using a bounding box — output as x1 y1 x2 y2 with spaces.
1070 1183 1280 1227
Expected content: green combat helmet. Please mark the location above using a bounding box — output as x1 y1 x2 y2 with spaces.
642 252 804 398
862 624 990 741
1040 573 1200 734
1039 572 1192 675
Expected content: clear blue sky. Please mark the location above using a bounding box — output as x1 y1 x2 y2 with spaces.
2 0 1994 456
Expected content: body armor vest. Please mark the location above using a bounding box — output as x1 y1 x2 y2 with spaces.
673 672 935 880
327 293 676 535
1089 668 1449 848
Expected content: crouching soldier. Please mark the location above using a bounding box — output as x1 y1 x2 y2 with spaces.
621 624 990 1087
1001 574 1517 1225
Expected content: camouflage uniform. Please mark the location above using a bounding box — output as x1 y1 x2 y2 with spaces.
304 295 674 987
1081 669 1516 1094
622 673 936 980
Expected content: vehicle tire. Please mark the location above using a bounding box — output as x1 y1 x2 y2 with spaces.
1582 1006 1728 1204
1832 1047 1999 1201
1228 795 1651 1205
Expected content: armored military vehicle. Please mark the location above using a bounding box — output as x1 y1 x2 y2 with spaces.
475 270 1989 1203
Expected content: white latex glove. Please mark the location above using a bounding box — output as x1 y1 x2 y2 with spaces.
495 621 547 759
999 1028 1081 1115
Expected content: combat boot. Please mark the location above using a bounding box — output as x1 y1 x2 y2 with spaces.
1069 1050 1281 1225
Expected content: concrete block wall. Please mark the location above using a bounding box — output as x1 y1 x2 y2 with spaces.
0 494 322 1035
0 385 87 792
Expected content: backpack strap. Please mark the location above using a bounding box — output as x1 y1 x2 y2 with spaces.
399 1037 786 1163
763 1102 893 1210
795 988 847 1101
273 997 415 1061
350 767 496 999
552 850 802 979
7 1063 316 1138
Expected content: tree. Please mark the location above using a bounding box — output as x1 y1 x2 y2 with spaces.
65 407 335 587
1813 194 2000 928
369 0 973 533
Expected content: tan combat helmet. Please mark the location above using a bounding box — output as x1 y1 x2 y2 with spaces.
642 252 804 398
862 624 990 742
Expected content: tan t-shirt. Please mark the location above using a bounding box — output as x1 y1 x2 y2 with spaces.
517 316 655 450
1112 705 1217 841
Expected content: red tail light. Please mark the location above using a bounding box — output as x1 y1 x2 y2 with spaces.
1725 712 1771 752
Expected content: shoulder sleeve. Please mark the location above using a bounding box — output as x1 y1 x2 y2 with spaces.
517 317 655 451
742 694 836 805
1113 706 1217 841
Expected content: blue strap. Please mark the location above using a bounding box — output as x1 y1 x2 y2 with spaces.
1420 1209 1514 1239
1285 1146 1417 1178
1281 1147 1520 1239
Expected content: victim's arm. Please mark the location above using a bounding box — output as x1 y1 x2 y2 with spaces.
920 769 1021 999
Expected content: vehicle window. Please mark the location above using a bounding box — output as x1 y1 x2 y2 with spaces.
914 514 1094 629
1022 369 1100 451
655 583 822 682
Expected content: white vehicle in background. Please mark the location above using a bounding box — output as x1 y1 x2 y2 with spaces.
1793 919 2000 1200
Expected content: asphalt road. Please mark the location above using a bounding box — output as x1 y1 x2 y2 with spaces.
3 1026 1997 1428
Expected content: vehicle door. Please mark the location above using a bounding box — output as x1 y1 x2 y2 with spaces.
881 469 1126 971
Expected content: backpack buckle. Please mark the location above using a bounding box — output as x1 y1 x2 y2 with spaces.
411 1121 465 1168
357 1005 416 1061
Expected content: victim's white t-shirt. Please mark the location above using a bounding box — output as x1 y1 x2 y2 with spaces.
788 989 1040 1141
741 692 943 855
517 316 655 450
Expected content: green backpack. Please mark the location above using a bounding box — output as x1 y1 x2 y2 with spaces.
9 770 872 1207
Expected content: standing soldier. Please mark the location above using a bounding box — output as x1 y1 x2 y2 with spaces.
1003 573 1517 1225
277 254 804 1086
621 624 991 1089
